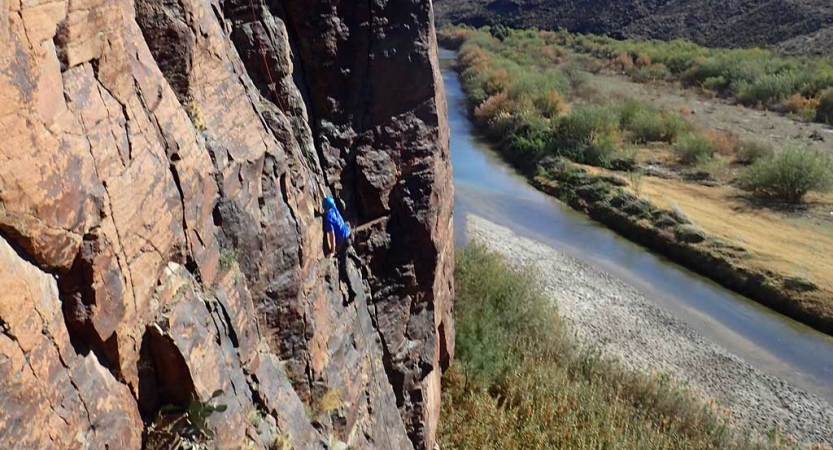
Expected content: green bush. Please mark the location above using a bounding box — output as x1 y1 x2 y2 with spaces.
630 63 671 83
735 140 775 165
441 245 791 450
627 110 665 143
582 131 619 167
618 100 650 128
674 133 716 164
555 105 619 147
662 113 689 142
741 146 833 203
626 109 687 143
734 72 803 105
453 244 557 383
816 88 833 124
553 105 621 166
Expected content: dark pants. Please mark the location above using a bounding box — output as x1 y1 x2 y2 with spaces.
336 235 359 304
336 234 353 255
336 234 355 273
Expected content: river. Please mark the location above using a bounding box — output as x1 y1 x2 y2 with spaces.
441 49 833 404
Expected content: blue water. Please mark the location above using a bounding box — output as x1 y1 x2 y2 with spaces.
443 49 833 403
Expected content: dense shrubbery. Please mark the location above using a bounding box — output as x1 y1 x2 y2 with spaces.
443 27 698 170
568 34 833 122
443 25 833 206
440 246 791 450
741 147 833 203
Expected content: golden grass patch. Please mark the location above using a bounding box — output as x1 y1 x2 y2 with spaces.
640 177 833 296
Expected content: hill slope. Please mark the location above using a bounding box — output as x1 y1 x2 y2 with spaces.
435 0 833 54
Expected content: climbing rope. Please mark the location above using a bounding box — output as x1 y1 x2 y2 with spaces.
352 216 389 233
246 0 278 100
244 0 326 201
352 290 397 450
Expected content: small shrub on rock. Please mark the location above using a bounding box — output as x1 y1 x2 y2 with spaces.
674 133 716 164
653 214 679 228
783 276 818 293
674 224 707 244
669 203 692 225
741 146 833 203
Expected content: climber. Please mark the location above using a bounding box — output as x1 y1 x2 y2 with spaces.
323 196 352 258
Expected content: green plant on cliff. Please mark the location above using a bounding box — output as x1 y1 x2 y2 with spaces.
316 388 344 414
186 98 207 132
145 390 228 450
269 434 294 450
440 246 789 450
219 249 237 271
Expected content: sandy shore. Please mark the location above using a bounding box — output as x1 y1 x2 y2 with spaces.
467 214 833 445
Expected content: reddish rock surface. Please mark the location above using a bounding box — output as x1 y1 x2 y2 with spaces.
0 0 453 448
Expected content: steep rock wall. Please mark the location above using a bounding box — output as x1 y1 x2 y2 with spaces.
0 0 453 448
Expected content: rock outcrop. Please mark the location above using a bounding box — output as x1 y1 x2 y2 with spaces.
0 0 453 448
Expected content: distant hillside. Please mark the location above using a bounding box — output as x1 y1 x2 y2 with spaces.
434 0 833 54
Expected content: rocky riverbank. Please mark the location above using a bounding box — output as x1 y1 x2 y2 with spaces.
530 158 833 336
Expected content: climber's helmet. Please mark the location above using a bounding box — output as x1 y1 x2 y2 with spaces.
322 196 337 212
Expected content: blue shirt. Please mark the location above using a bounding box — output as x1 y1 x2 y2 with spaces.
324 208 351 244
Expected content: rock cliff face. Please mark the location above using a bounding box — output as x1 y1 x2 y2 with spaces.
0 0 453 448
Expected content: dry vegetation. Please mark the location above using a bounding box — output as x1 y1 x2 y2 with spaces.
440 246 817 450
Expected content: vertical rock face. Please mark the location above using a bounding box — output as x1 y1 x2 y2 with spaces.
0 0 453 448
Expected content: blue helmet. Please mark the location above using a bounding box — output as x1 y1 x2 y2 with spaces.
322 196 337 211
